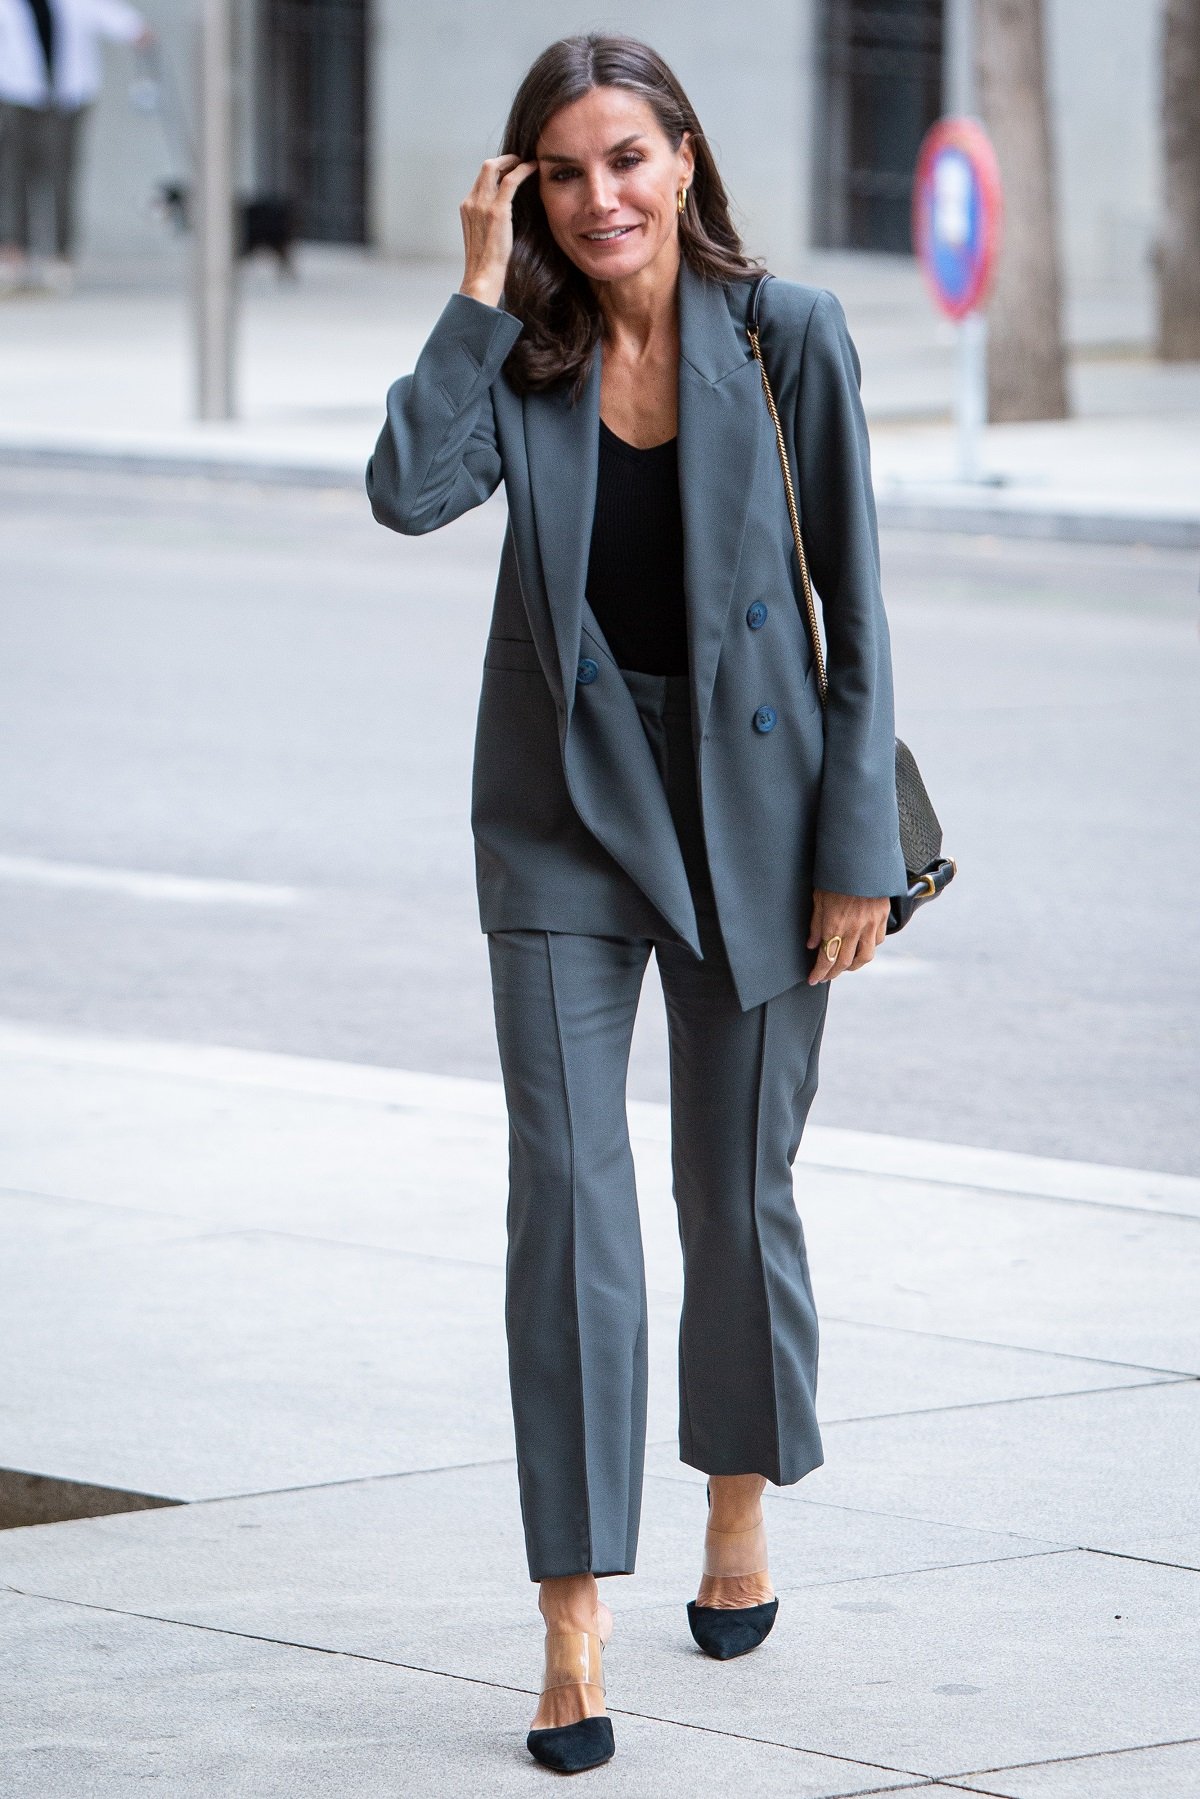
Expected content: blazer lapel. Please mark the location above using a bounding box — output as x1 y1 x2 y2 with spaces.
522 347 601 717
676 263 764 737
510 265 762 958
519 338 699 950
522 263 762 732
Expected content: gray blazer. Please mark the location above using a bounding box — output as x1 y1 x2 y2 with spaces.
366 259 906 1012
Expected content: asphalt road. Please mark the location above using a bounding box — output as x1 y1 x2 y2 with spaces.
1 464 1197 1173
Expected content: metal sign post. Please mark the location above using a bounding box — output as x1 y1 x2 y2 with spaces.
912 115 1003 484
957 311 987 483
944 0 986 481
195 0 235 421
945 0 977 123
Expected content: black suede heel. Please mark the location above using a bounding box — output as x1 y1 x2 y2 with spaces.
526 1620 615 1773
688 1479 779 1659
526 1715 616 1773
686 1594 779 1659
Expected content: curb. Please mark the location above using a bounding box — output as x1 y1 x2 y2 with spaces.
875 491 1200 550
3 1015 1197 1215
0 443 365 491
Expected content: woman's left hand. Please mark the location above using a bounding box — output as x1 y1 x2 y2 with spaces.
806 890 890 984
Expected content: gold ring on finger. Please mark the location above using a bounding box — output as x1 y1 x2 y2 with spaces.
823 935 843 962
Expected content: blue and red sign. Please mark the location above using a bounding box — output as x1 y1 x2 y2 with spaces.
912 117 1003 319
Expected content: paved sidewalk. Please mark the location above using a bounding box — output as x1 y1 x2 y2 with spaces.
2 246 1198 544
2 1018 1198 1796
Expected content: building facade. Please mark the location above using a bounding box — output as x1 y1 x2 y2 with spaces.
80 0 1163 340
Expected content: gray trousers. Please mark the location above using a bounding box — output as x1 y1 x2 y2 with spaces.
488 670 830 1580
0 101 88 257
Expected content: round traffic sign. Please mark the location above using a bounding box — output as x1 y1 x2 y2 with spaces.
912 116 1003 319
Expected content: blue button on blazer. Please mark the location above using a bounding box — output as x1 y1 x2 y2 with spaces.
366 260 906 1012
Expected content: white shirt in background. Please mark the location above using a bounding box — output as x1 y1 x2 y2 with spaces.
0 0 146 110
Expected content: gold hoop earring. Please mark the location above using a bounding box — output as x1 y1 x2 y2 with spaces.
677 186 688 215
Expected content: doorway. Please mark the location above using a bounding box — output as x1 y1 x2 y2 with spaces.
814 0 944 253
259 0 368 243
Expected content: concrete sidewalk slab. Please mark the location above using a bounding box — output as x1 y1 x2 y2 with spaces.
2 1210 515 1497
688 1378 1200 1554
805 1323 1164 1421
597 1550 1200 1774
5 1175 1166 1503
950 1739 1200 1798
12 1503 1190 1779
848 1788 985 1796
5 1591 905 1799
1107 1531 1200 1573
4 1018 1198 1791
0 1022 1188 1510
0 1462 1064 1637
803 1168 1200 1370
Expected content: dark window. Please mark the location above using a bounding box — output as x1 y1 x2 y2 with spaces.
259 0 368 244
814 0 944 253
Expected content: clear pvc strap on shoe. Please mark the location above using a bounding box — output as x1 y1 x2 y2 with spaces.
541 1629 605 1695
702 1514 769 1578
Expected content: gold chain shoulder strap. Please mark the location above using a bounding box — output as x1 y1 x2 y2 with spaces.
745 274 829 707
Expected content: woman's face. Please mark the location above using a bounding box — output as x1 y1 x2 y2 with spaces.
535 87 694 286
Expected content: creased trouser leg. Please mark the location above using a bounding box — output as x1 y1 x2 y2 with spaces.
660 945 830 1484
630 666 831 1489
488 928 650 1580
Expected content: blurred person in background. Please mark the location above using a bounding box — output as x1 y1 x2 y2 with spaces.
0 0 151 292
368 32 905 1775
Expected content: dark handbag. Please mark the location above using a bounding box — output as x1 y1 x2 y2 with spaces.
747 274 956 934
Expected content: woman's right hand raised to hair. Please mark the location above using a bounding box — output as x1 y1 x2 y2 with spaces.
459 155 538 309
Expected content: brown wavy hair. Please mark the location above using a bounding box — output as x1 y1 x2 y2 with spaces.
499 33 763 398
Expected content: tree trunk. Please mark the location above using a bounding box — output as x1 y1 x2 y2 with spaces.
1157 0 1200 359
975 0 1070 420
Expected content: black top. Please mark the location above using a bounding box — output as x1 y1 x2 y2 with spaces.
584 418 688 677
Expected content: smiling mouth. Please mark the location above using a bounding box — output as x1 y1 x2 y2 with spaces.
581 225 639 242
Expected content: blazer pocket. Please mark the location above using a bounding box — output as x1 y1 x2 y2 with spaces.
483 635 543 674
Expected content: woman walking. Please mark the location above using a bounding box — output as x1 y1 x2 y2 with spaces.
367 33 905 1775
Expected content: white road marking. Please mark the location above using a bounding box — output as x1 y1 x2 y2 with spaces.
0 854 300 907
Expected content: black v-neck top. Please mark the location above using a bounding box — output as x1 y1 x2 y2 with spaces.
584 418 688 677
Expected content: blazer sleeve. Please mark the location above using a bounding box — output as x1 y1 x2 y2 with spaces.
792 288 907 898
366 292 524 535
